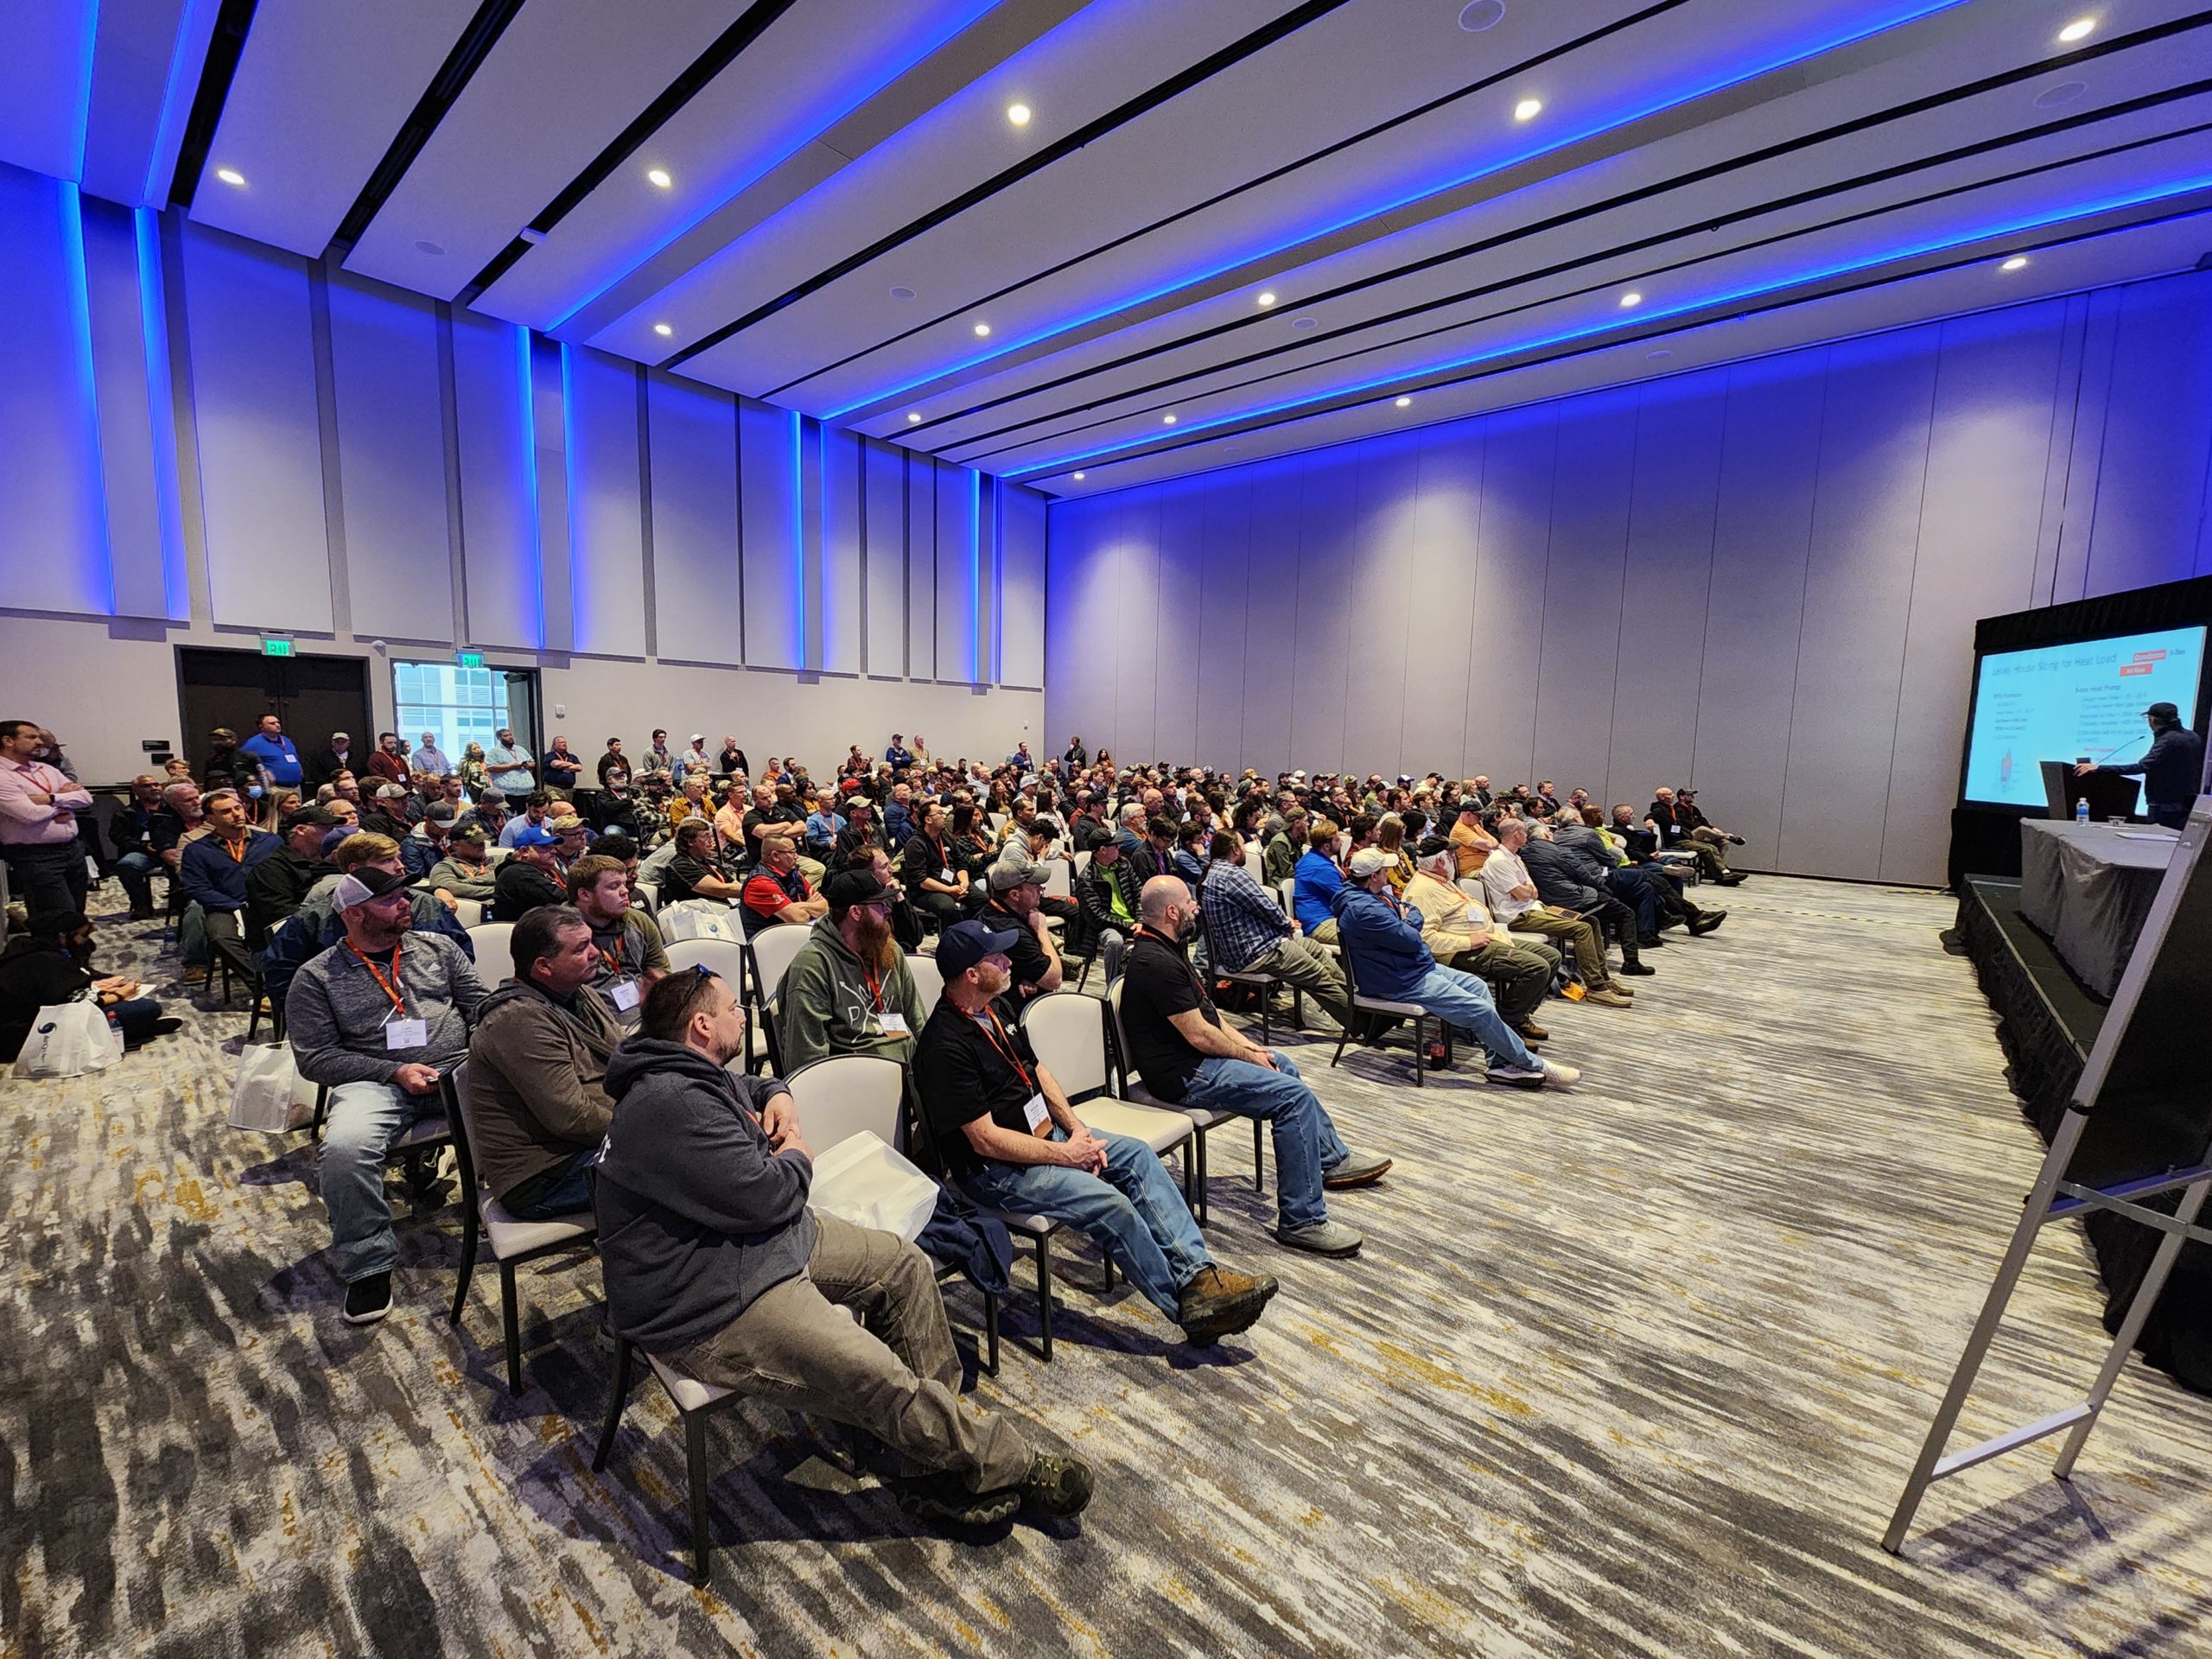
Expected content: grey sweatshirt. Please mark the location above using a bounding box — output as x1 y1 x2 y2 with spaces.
288 932 487 1087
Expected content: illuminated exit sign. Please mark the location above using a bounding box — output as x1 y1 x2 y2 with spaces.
456 650 484 669
261 638 295 658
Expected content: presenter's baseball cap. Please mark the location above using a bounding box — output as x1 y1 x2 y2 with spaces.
2145 702 2181 720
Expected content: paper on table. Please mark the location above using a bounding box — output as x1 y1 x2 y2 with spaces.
2116 830 2178 841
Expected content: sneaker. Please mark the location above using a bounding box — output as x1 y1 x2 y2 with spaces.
1618 960 1656 976
1688 910 1726 936
343 1272 392 1325
1177 1265 1279 1344
1275 1218 1364 1256
1539 1060 1581 1090
1484 1065 1548 1090
1322 1151 1392 1188
1583 988 1635 1008
899 1474 1021 1527
1726 834 1746 846
1511 1018 1550 1042
1019 1453 1096 1519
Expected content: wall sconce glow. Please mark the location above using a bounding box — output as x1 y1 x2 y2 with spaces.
1513 97 1543 122
1395 396 1412 408
906 410 923 423
1161 413 1178 425
652 322 674 337
1619 291 1643 308
1072 472 1085 480
2057 17 2095 43
972 321 991 337
214 167 245 187
646 167 673 188
2001 255 2031 270
1256 291 1277 307
1007 102 1032 126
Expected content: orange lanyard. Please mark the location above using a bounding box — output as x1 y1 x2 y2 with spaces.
222 836 247 862
975 1007 1033 1091
862 964 887 1014
346 943 408 1015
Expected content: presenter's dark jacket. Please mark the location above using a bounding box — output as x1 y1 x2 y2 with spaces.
2109 726 2207 810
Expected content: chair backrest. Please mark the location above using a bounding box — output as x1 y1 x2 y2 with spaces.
487 845 511 864
442 1060 481 1212
906 950 943 1025
784 1052 906 1152
1276 876 1296 917
1020 990 1110 1102
632 879 658 915
1042 857 1072 899
467 922 515 977
1072 849 1091 877
664 937 749 1004
1104 978 1136 1091
453 898 485 930
747 923 811 1011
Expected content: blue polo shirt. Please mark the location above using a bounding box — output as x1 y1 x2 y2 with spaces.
238 732 302 786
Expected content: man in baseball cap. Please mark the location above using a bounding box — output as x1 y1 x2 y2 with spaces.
492 823 566 921
977 857 1064 1005
2078 699 2205 829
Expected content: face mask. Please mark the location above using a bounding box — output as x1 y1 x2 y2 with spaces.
247 785 264 799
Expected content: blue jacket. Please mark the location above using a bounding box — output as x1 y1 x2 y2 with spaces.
883 801 913 850
1331 882 1433 1002
179 830 282 912
258 890 473 1009
1292 849 1344 933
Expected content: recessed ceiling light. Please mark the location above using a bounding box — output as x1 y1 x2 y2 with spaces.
1459 0 1506 31
1072 472 1085 480
1395 396 1412 408
215 167 245 186
1293 316 1318 330
906 411 923 423
1162 413 1178 425
1647 349 1673 360
415 239 444 256
1620 291 1643 308
1513 97 1543 122
1257 291 1277 307
2057 17 2095 43
2001 255 2031 271
888 285 917 301
972 321 991 338
1007 102 1032 126
653 322 674 337
2033 80 2088 108
646 167 672 188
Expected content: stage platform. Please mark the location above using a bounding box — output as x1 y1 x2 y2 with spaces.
1955 877 2212 1394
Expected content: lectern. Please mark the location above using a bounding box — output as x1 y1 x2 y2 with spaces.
2039 759 2142 821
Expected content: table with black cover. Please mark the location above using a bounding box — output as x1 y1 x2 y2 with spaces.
2018 818 2177 997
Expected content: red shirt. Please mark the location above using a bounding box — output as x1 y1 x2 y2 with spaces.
367 751 409 783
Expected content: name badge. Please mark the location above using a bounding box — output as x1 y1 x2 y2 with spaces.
610 979 641 1012
1021 1091 1050 1133
878 1012 908 1035
385 1016 429 1049
939 868 954 883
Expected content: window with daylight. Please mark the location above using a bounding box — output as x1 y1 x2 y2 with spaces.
392 660 506 763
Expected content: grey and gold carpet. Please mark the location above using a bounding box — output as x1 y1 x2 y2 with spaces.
6 878 2211 1657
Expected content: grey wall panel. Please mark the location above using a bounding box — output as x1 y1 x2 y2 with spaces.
452 311 539 651
1288 455 1358 775
998 484 1046 690
1531 390 1636 798
1690 355 1826 867
863 440 906 676
1466 407 1558 781
1044 498 1112 753
1344 440 1423 779
646 373 739 665
905 457 934 681
80 198 181 620
1152 483 1206 766
822 426 864 675
1881 306 2069 884
1192 479 1252 773
1109 490 1162 761
932 458 977 683
1239 464 1301 777
738 399 801 671
180 221 331 631
563 346 645 658
1778 332 1937 880
1402 431 1483 775
328 276 453 645
2081 277 2212 599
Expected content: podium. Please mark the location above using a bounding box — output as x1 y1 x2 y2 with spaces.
2039 760 2142 821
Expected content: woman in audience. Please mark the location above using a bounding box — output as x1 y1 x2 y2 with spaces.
458 742 490 800
0 908 180 1060
543 737 582 791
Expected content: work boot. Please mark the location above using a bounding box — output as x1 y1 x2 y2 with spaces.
1688 908 1726 936
1511 1017 1549 1043
1177 1266 1278 1344
1322 1150 1392 1188
1583 987 1634 1008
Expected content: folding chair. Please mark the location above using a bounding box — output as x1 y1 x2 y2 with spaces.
1021 991 1198 1213
1105 978 1262 1222
1328 931 1447 1087
591 1336 749 1586
743 924 811 1073
1197 883 1294 1046
442 1062 596 1394
906 951 943 1025
466 921 515 976
663 937 766 1071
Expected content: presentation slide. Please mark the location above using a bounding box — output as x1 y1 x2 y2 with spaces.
1962 625 2206 806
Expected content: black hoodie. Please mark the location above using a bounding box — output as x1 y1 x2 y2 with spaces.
0 936 92 1062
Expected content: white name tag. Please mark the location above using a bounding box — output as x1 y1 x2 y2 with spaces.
939 868 954 883
385 1017 429 1049
878 1012 908 1035
1021 1092 1050 1133
610 979 641 1012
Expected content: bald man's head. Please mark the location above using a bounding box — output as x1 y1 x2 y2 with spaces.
1139 874 1200 944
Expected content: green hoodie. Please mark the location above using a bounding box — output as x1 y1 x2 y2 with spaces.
777 915 923 1071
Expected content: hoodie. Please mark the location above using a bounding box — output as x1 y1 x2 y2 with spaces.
776 916 921 1071
1331 881 1434 1002
465 977 620 1204
594 1039 810 1352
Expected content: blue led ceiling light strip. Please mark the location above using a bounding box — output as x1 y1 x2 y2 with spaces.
820 0 1975 420
1005 175 2212 480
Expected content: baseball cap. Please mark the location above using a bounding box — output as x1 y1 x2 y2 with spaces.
990 858 1050 892
332 868 408 912
1348 847 1393 879
424 802 457 824
823 868 892 910
2146 701 2180 720
935 918 1021 978
510 823 559 848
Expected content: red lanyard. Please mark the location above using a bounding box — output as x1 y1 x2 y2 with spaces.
975 1007 1033 1090
346 942 408 1015
862 964 886 1014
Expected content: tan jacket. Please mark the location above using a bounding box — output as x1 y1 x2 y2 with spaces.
1403 870 1493 959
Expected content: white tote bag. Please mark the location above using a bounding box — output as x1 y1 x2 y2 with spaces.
659 902 740 944
10 999 124 1079
226 1043 317 1133
807 1131 940 1243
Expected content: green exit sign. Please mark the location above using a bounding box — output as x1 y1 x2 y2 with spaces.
261 638 295 658
455 649 484 669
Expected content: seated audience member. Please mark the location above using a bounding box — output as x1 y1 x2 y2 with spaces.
804 789 847 860
1069 836 1135 987
976 860 1064 1005
1648 785 1741 884
1559 808 1724 943
834 794 887 865
1406 842 1554 1043
1518 821 1652 969
1262 811 1306 887
261 832 475 1009
778 867 924 1070
1333 849 1579 1090
401 801 458 882
1481 818 1635 1002
741 839 829 938
1068 793 1114 855
1447 800 1497 889
108 774 169 918
994 816 1077 922
912 921 1276 1346
1609 803 1661 861
1 908 179 1059
497 791 555 849
899 801 972 931
492 824 568 921
246 806 337 939
543 737 583 792
361 784 410 842
884 783 916 852
179 788 282 983
428 819 499 906
1291 820 1344 944
669 774 715 832
1121 877 1388 1256
568 853 667 1027
1196 836 1356 1031
1112 802 1148 862
742 784 823 885
596 966 1088 1525
548 811 590 874
662 819 746 907
466 906 619 1219
289 869 489 1324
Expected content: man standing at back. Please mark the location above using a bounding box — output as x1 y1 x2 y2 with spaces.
238 714 304 794
484 727 536 795
0 717 95 915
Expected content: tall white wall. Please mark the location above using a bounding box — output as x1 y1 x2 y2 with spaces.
1046 271 2212 887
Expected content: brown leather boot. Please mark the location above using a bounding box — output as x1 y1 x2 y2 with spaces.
1177 1266 1279 1344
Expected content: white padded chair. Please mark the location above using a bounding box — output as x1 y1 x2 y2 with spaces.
453 898 485 929
1020 991 1196 1175
1072 849 1092 878
745 924 812 1071
906 950 943 1025
1105 977 1263 1221
664 938 767 1070
1278 877 1338 957
1041 858 1072 901
466 921 515 976
1328 927 1448 1088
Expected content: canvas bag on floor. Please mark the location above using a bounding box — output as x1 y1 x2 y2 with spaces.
807 1131 940 1243
226 1043 317 1133
11 999 123 1079
658 902 740 943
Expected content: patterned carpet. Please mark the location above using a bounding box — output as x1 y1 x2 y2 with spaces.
6 877 2212 1658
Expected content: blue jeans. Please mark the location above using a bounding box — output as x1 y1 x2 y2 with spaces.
500 1146 602 1220
117 851 162 910
320 1079 446 1283
1413 966 1539 1071
1605 868 1660 936
1178 1051 1350 1230
959 1128 1211 1321
111 996 165 1043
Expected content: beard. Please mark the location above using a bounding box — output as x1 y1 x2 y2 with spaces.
1178 912 1200 944
850 906 896 970
974 960 1013 1000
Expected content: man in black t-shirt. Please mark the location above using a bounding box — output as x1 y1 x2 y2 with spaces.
662 819 745 907
1118 874 1389 1257
912 921 1276 1346
899 801 972 931
976 861 1064 1004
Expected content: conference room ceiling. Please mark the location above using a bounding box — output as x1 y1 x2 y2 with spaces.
7 0 2212 496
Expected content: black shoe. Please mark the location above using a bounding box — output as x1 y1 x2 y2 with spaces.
125 1016 185 1048
898 1473 1020 1527
1019 1453 1095 1519
1688 910 1726 936
1618 960 1656 976
343 1272 392 1325
1717 872 1745 886
1726 835 1746 846
1637 934 1666 948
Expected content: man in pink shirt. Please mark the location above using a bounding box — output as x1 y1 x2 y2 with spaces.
0 718 94 914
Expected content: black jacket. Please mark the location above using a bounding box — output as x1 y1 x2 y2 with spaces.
1071 860 1135 957
108 800 160 860
1518 837 1610 911
0 936 93 1061
305 746 356 788
493 858 568 922
2112 725 2208 810
246 847 332 940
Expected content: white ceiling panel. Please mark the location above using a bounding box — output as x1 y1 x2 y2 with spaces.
0 0 98 183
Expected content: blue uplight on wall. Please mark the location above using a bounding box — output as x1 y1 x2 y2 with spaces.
133 207 188 618
522 328 548 648
791 407 807 670
60 181 116 615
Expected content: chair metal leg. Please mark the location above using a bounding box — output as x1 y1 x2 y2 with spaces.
686 1411 712 1584
310 1084 329 1144
499 1261 523 1395
448 1205 480 1325
1414 1014 1426 1089
983 1291 1001 1376
1257 996 1270 1048
1330 1031 1350 1070
591 1337 633 1471
1251 1119 1264 1191
1035 1235 1055 1361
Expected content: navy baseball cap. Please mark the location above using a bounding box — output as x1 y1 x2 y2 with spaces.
935 918 1021 979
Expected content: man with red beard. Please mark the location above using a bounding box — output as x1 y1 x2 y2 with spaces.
775 868 925 1071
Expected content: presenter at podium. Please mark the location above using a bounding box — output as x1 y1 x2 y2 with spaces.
2075 701 2205 830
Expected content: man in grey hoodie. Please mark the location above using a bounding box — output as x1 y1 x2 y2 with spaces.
594 968 1092 1527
